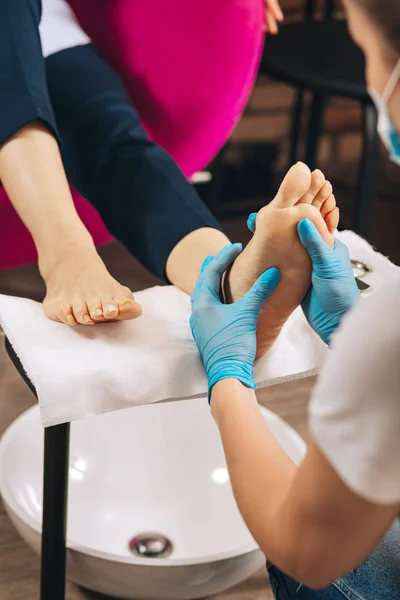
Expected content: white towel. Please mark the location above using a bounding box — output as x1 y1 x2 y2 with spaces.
0 231 397 427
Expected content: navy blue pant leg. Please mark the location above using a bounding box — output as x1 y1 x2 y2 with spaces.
0 0 59 145
45 44 224 281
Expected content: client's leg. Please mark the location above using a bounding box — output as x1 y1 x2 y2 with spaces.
0 0 138 326
46 44 230 311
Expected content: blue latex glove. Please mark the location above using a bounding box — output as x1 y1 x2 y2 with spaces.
247 213 361 345
297 219 360 345
190 244 280 401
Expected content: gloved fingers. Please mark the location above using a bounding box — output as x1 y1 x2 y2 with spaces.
191 254 217 304
333 239 359 288
200 254 214 274
201 243 243 297
333 237 351 262
247 212 257 233
300 286 312 316
240 267 280 314
297 219 332 264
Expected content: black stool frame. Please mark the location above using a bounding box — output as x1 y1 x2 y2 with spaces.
5 338 70 600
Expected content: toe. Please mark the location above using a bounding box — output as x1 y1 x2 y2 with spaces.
102 299 119 320
58 303 77 326
298 169 326 205
43 301 62 324
87 298 104 322
321 194 337 218
113 288 142 321
120 285 135 301
73 302 94 325
312 181 332 209
272 162 311 208
325 207 340 234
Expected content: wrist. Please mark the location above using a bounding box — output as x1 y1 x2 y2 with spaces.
210 378 258 424
207 362 255 403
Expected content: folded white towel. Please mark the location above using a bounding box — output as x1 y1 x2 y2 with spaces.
0 231 397 427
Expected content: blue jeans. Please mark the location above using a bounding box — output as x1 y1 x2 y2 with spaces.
267 520 400 600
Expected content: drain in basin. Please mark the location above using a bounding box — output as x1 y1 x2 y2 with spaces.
129 533 173 558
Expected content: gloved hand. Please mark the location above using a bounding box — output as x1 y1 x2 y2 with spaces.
297 218 360 345
247 213 360 346
190 244 280 401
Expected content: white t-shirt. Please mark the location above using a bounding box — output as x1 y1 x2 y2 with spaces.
39 0 91 58
309 275 400 505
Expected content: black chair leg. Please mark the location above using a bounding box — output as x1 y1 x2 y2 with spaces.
305 93 326 170
288 89 304 168
355 102 379 238
41 423 70 600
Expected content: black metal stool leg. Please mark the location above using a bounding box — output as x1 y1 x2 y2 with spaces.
355 101 379 238
4 337 70 600
41 423 70 600
288 88 304 168
305 92 326 170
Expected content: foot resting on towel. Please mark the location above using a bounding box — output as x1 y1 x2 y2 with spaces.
224 162 338 358
41 246 142 326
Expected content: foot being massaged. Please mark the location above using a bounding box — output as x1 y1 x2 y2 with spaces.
0 1 399 600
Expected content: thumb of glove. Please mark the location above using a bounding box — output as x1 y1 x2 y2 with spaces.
247 212 258 234
241 267 280 314
297 218 332 267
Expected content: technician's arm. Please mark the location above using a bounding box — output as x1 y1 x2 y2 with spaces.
210 378 398 590
191 246 397 591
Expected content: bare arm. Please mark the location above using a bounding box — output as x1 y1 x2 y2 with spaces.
211 379 399 589
0 121 95 276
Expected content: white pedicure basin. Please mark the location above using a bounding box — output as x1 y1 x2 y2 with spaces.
0 399 306 599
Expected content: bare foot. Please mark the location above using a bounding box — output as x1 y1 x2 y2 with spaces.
41 248 142 326
224 162 339 358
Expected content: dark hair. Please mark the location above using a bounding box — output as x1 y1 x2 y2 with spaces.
356 0 400 56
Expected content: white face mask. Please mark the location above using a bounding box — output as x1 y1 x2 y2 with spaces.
368 58 400 166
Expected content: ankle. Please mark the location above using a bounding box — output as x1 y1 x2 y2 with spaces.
37 230 99 280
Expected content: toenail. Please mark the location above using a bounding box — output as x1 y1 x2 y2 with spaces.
83 315 92 324
121 298 134 306
95 309 103 317
66 315 75 325
107 305 117 314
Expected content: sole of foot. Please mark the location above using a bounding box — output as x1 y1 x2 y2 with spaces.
224 162 339 358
